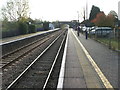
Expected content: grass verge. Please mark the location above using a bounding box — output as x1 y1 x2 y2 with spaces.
96 38 119 51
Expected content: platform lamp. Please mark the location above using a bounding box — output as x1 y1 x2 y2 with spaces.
77 11 79 25
28 12 31 25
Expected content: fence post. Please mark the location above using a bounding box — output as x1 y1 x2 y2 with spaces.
109 31 112 49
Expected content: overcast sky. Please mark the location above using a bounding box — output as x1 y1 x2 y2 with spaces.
0 0 119 22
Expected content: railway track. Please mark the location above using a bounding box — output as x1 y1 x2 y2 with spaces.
5 29 67 89
1 30 62 69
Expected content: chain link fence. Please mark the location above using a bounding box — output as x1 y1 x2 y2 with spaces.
88 27 119 51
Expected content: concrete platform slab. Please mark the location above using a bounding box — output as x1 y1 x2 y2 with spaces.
65 67 84 78
63 29 105 88
64 78 86 88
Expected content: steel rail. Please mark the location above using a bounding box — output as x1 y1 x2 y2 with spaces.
6 30 65 90
2 31 57 59
1 31 60 69
42 30 67 90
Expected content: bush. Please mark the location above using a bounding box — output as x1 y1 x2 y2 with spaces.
18 22 28 34
2 29 20 38
29 24 36 33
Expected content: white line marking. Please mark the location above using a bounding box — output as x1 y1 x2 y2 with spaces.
57 30 68 89
71 29 113 88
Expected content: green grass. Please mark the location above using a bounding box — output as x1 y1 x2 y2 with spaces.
96 38 119 50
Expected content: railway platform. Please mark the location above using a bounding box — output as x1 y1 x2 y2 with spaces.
0 28 59 45
57 28 117 89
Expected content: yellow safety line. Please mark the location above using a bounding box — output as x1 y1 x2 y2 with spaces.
71 29 113 89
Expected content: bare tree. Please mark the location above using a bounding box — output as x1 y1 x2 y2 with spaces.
80 7 86 21
1 0 29 21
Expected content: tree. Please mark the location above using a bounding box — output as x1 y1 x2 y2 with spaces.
91 11 115 28
92 12 106 27
108 10 118 27
1 0 29 21
89 5 100 21
108 10 118 19
43 21 49 30
53 21 60 28
80 8 86 21
106 14 115 28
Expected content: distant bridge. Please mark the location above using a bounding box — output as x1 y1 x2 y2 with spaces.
59 20 78 28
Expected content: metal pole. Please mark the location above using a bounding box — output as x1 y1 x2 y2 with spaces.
77 11 79 24
77 11 79 36
109 31 111 49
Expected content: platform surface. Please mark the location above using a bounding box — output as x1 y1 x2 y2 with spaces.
61 28 118 89
63 29 106 88
0 29 59 45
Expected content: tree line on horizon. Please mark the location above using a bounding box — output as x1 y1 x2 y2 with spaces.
1 0 119 38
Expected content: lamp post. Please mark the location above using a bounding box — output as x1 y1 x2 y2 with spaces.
77 11 79 24
29 12 31 18
77 11 80 33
